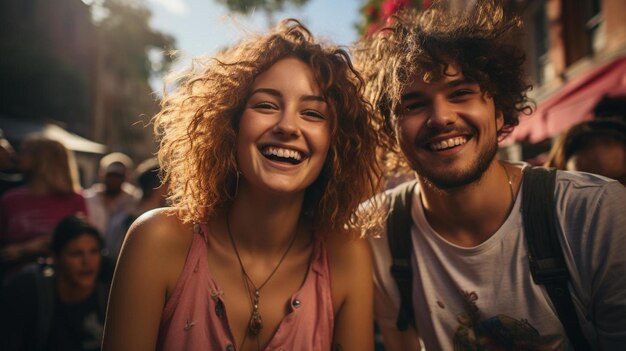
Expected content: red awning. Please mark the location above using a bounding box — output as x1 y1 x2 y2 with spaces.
507 56 626 143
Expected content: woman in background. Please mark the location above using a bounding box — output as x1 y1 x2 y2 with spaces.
0 136 87 279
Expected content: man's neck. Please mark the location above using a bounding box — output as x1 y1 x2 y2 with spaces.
418 160 521 247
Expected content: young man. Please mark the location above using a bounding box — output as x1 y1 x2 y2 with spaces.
356 1 626 350
0 215 109 351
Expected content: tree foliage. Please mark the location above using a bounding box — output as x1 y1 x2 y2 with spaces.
217 0 310 18
98 0 175 83
95 0 177 159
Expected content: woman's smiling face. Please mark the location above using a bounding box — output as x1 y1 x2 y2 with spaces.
236 57 332 197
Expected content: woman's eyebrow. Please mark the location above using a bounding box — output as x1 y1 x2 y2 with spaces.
250 88 326 103
300 95 326 103
250 87 281 98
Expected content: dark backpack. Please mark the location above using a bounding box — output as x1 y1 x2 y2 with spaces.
387 167 591 350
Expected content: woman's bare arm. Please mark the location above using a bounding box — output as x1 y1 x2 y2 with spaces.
329 236 374 351
102 208 192 351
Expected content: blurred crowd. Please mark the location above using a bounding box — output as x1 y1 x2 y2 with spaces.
0 132 168 351
0 109 623 350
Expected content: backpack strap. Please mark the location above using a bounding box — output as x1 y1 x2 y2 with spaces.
522 167 591 350
28 263 55 351
387 180 418 331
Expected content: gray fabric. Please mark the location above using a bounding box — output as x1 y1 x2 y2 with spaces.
368 165 626 350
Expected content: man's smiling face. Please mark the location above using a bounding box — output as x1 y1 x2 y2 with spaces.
396 65 503 189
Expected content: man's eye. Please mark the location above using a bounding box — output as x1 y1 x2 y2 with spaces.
403 101 426 112
450 90 474 99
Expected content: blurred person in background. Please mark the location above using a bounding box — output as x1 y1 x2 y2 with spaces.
83 152 139 235
0 136 87 281
545 119 626 185
105 158 168 262
0 215 109 351
0 129 24 196
593 95 626 123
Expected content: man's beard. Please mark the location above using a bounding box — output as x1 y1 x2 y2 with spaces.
415 138 498 190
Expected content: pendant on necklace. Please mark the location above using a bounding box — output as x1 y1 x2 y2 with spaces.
249 289 263 335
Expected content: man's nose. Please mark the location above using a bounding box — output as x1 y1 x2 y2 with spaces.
426 97 457 129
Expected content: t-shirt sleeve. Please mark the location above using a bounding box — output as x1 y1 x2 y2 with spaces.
584 181 626 348
561 177 626 348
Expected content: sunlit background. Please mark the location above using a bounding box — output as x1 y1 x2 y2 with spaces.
1 0 625 185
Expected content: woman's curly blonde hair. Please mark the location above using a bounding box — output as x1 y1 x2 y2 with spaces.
154 19 382 234
354 0 533 176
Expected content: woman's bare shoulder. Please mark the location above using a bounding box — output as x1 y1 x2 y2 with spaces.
325 232 370 271
119 208 195 278
126 208 193 248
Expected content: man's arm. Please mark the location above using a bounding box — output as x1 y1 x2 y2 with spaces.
583 181 626 348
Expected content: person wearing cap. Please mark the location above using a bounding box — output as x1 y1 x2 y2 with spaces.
83 153 139 235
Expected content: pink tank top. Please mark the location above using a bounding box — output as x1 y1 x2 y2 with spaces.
156 223 334 350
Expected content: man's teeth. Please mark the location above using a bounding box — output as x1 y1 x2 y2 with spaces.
429 136 467 151
262 146 302 161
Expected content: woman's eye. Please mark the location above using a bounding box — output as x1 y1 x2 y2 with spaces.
303 110 325 119
253 102 276 110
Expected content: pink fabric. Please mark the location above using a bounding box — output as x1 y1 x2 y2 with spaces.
157 223 334 351
0 186 87 244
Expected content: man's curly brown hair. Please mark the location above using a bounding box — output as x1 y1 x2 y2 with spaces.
153 19 381 234
354 0 533 172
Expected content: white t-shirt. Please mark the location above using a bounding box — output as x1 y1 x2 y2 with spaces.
83 183 139 234
368 166 626 350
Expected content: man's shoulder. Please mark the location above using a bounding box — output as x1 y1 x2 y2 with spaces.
363 179 420 245
555 169 617 187
554 169 624 203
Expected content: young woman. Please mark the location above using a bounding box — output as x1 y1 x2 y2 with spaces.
102 19 381 351
0 136 86 279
